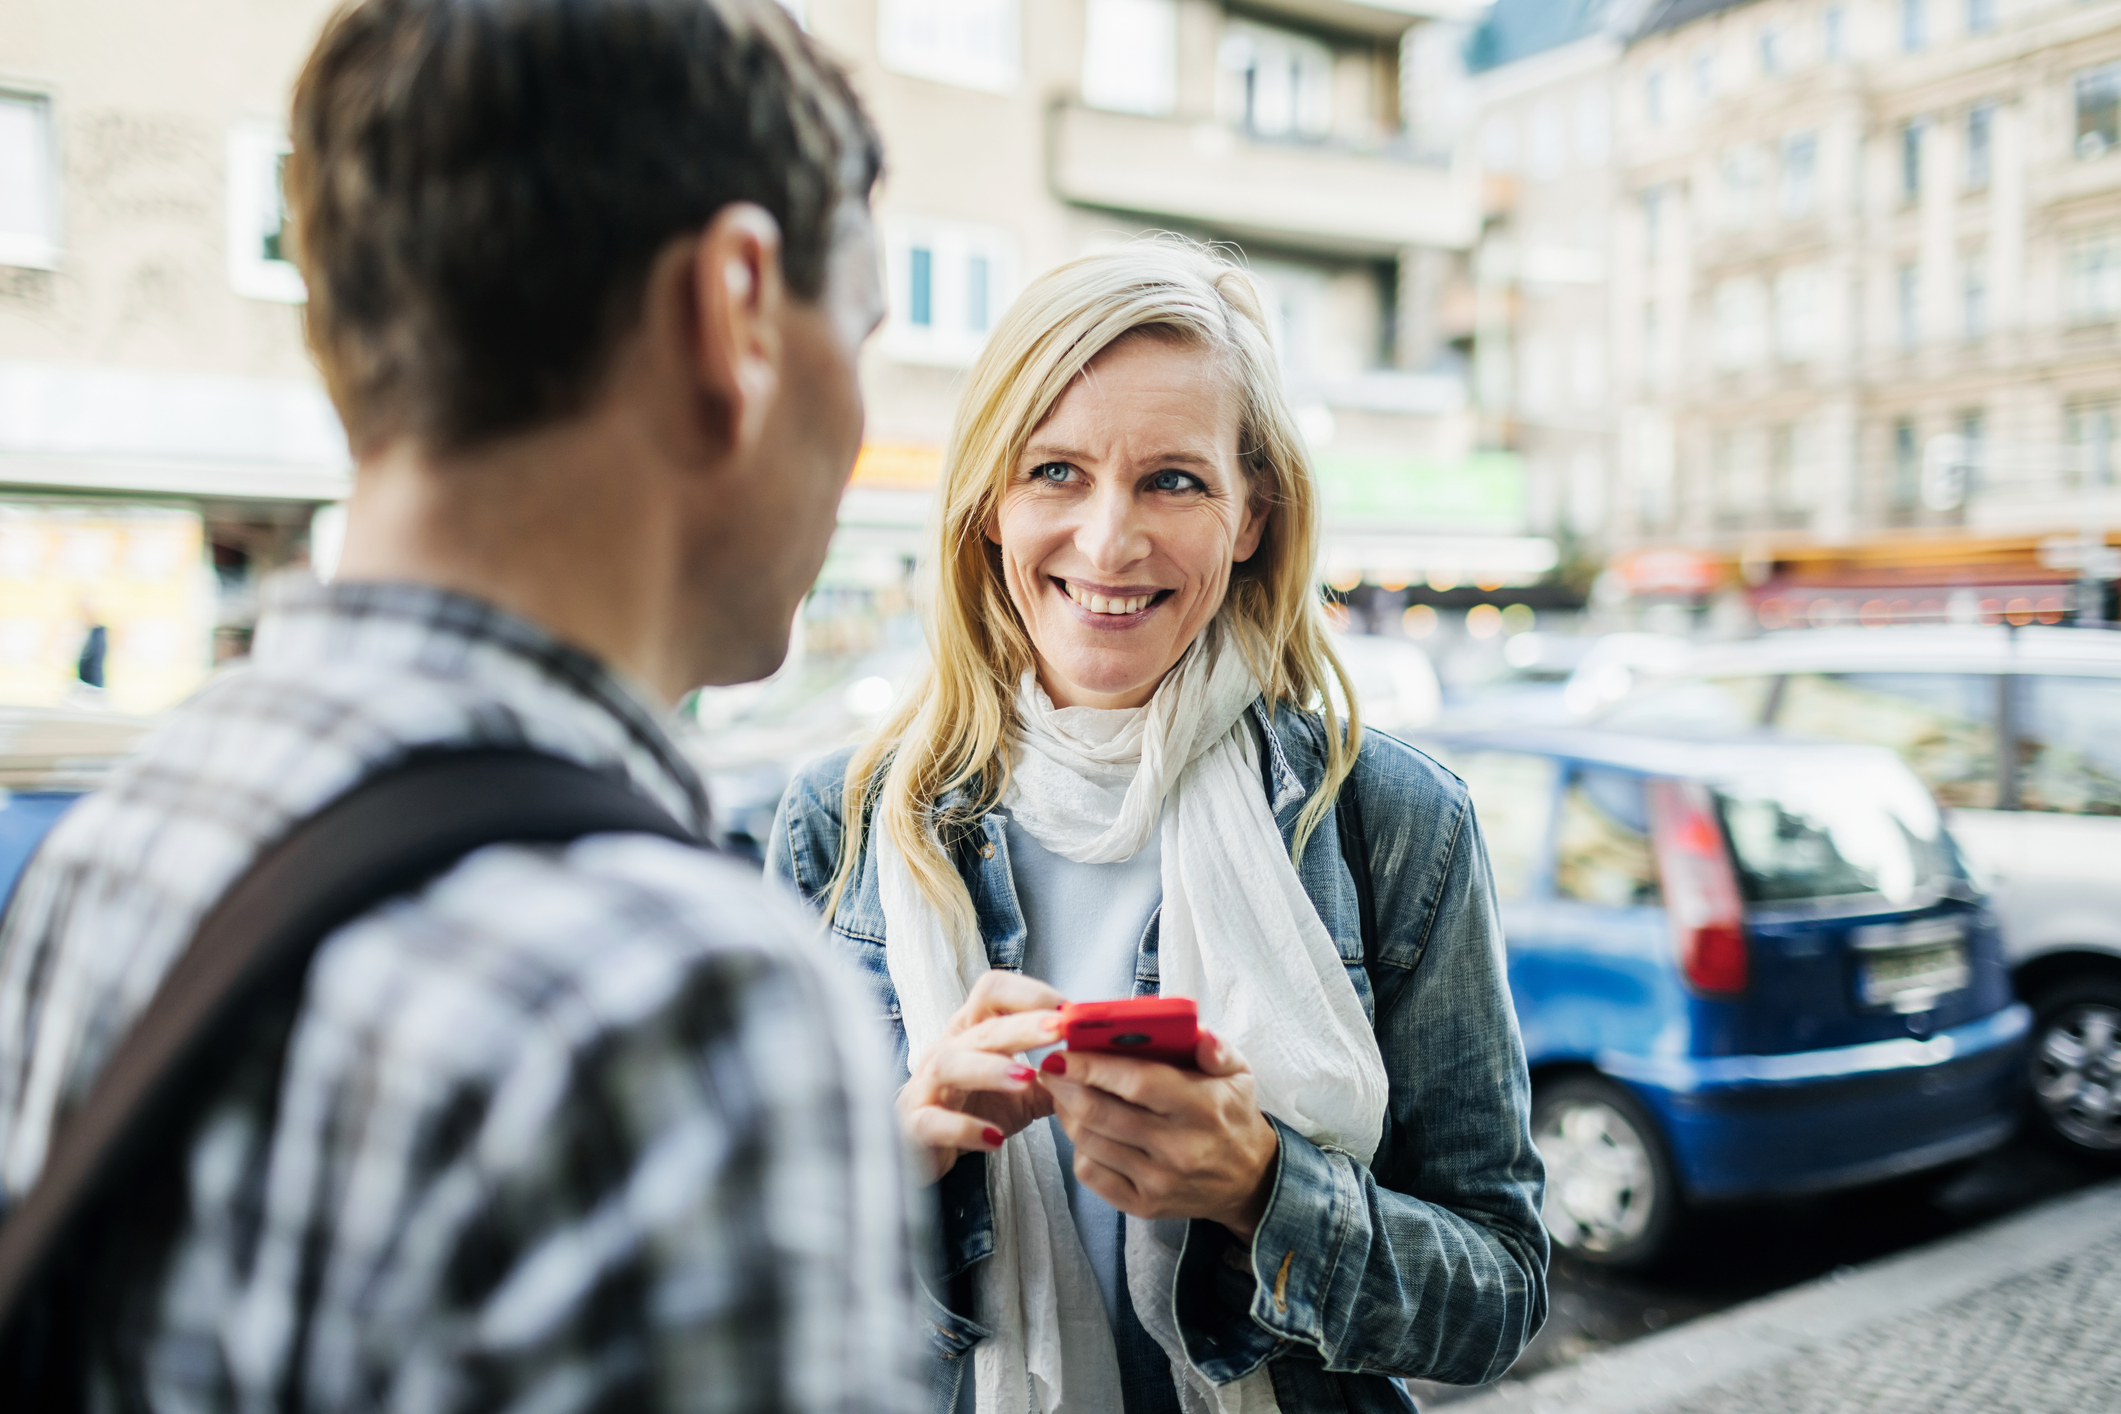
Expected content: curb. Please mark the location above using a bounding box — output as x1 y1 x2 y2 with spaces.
1442 1177 2121 1414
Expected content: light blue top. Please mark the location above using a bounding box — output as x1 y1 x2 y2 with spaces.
1006 813 1161 1329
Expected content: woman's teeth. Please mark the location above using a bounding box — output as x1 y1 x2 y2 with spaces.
1063 582 1154 615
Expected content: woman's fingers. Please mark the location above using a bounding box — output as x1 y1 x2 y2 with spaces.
904 1103 1008 1159
951 1007 1065 1058
950 970 1068 1031
920 1046 1040 1098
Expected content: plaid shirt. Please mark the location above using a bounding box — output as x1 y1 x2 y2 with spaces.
0 580 925 1413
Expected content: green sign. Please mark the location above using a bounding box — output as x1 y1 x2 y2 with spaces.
1309 450 1525 533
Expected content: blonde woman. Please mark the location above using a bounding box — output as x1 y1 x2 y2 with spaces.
769 241 1546 1414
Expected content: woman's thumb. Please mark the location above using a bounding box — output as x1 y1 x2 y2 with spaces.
1196 1028 1248 1077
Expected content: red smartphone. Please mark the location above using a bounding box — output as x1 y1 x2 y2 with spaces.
1059 997 1200 1069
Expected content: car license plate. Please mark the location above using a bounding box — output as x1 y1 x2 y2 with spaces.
1853 919 1970 1011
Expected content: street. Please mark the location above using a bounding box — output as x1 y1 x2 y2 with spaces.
1412 1134 2111 1406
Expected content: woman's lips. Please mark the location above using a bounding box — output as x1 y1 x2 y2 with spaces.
1052 577 1171 629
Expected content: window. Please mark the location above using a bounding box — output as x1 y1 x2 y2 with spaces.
1716 760 1955 904
1692 47 1716 100
1775 265 1821 361
2067 233 2121 322
1773 673 2002 808
1721 144 1763 226
1481 115 1520 172
1712 278 1767 369
1082 0 1176 116
1897 261 1920 349
1645 70 1666 126
2066 400 2116 487
2015 676 2121 815
1446 751 1557 901
1966 0 1994 35
1966 103 1994 190
225 125 303 303
0 91 58 270
2075 63 2121 160
1893 419 1922 504
882 218 1015 365
1760 27 1782 75
1957 409 1986 498
1823 4 1847 61
1555 769 1659 908
1902 0 1926 52
1963 249 1987 339
878 0 1019 93
1576 87 1612 165
1782 131 1818 218
1901 120 1924 202
1527 98 1565 179
1642 186 1664 261
1220 19 1333 140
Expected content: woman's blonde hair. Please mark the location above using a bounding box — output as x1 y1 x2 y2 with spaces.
827 237 1359 937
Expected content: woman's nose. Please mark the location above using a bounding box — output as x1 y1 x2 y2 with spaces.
1075 482 1150 571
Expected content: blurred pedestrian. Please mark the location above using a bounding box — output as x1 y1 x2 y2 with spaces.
770 240 1548 1414
0 1 923 1410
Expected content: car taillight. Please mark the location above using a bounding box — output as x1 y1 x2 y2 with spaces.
1647 778 1748 995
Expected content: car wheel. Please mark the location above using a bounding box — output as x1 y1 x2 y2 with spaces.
2026 976 2121 1164
1531 1075 1682 1268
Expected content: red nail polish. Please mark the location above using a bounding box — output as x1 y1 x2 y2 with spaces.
983 1126 1005 1148
1040 1052 1067 1075
1009 1065 1037 1083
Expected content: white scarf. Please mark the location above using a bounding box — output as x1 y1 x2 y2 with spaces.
877 622 1389 1414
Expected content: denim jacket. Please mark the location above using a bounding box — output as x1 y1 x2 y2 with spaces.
767 700 1549 1413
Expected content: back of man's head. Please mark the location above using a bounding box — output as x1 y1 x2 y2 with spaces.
287 0 881 460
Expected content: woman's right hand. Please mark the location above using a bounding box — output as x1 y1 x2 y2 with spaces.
900 970 1067 1182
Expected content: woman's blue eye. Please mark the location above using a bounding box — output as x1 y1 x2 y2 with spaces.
1031 463 1076 483
1150 470 1204 493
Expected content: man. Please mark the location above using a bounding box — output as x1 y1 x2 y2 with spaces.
0 0 922 1408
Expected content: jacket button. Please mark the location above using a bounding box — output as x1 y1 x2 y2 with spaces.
980 843 995 858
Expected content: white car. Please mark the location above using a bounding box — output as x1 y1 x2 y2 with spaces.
1597 626 2121 1163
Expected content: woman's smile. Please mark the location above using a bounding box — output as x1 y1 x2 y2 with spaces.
1051 577 1175 628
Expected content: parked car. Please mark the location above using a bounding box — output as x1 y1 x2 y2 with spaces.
1328 629 1442 734
0 706 150 903
1417 725 2028 1267
1593 626 2121 1162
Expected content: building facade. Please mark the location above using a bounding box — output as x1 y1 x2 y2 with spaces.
1 0 1501 706
1612 0 2121 627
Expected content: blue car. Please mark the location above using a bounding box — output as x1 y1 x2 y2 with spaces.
0 706 149 910
1416 726 2030 1267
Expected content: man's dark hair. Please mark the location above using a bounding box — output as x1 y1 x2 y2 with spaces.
287 0 882 456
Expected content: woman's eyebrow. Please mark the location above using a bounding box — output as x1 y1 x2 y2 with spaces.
1019 443 1222 470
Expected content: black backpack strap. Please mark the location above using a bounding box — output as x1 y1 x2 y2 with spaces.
0 748 697 1384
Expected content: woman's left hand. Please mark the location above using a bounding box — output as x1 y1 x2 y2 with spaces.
1038 1029 1281 1242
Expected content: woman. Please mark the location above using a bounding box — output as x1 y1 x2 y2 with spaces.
769 241 1546 1414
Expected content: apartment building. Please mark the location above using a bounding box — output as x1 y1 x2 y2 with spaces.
805 0 1503 604
1612 0 2121 625
0 0 345 708
1465 0 1645 574
0 0 1492 707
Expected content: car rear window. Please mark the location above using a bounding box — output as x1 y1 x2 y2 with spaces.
1713 758 1962 905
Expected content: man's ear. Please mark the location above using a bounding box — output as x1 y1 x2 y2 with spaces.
689 202 786 456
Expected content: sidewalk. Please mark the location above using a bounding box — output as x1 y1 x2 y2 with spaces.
1445 1178 2121 1414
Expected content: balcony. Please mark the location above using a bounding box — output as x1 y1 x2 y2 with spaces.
1047 103 1478 255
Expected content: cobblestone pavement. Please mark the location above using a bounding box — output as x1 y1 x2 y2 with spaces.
1444 1180 2121 1414
1657 1228 2121 1414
